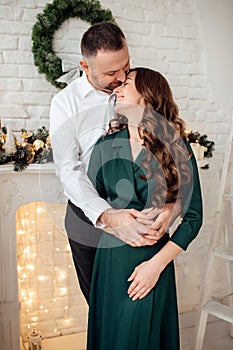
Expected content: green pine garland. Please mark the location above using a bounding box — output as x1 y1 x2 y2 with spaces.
0 126 53 172
32 0 115 89
187 131 215 158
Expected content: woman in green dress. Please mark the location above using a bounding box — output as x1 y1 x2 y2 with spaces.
87 68 203 350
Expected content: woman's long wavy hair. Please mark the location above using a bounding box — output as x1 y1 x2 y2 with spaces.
108 67 191 207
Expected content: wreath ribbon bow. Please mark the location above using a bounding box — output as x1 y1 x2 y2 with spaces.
56 60 82 85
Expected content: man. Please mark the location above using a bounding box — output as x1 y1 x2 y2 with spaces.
50 22 175 303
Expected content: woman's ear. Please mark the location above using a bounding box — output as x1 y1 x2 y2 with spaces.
139 96 146 106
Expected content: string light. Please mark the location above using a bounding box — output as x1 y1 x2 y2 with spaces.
36 207 44 215
16 201 87 337
17 230 25 235
59 287 67 296
59 271 66 280
38 275 45 282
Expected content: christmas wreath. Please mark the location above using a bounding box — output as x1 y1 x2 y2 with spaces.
32 0 115 89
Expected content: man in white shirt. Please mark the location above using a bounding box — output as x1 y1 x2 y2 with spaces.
50 22 173 303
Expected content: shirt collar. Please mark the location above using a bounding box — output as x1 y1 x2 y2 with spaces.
79 72 95 98
79 72 115 101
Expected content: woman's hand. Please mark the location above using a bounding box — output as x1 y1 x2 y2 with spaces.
127 241 183 301
127 259 162 301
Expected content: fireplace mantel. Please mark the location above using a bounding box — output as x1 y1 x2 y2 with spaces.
0 163 66 350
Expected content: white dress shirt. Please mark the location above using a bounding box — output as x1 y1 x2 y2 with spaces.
50 73 115 225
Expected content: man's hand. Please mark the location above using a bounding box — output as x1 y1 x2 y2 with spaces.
99 208 157 247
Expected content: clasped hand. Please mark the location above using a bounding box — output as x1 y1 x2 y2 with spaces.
100 203 177 247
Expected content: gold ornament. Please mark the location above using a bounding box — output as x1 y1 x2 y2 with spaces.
21 130 33 140
45 135 51 148
33 139 44 151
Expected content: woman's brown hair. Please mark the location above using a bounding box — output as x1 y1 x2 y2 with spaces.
109 67 191 207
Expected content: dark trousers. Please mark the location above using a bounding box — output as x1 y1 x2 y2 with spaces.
65 201 102 304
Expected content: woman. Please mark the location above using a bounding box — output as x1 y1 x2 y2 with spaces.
87 68 203 350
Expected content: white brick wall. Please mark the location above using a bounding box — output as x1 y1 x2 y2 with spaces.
1 0 232 338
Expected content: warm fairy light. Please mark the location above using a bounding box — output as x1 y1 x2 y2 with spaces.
59 271 66 280
36 207 44 215
23 247 30 257
17 230 25 235
59 287 67 296
16 202 79 335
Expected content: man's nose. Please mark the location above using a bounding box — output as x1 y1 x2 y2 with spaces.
116 70 126 82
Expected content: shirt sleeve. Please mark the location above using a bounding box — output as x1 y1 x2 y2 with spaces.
169 142 203 250
50 92 111 226
87 138 108 199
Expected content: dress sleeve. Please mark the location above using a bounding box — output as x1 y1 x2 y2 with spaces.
169 142 203 250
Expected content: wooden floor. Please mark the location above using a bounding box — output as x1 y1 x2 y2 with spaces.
180 311 233 350
40 310 233 350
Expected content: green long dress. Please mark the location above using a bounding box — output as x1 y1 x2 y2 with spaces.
87 127 203 350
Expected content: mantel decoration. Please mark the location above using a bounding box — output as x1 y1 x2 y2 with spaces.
0 122 215 172
31 0 115 89
187 130 215 160
0 124 53 172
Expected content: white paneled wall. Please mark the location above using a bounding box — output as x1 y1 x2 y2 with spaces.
0 0 232 336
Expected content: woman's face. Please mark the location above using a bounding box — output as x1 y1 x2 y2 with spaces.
114 71 144 106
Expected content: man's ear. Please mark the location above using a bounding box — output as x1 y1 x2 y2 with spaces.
80 59 89 74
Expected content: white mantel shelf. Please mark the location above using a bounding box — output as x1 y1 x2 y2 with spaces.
0 162 66 350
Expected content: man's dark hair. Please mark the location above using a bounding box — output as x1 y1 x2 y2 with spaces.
81 22 126 58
